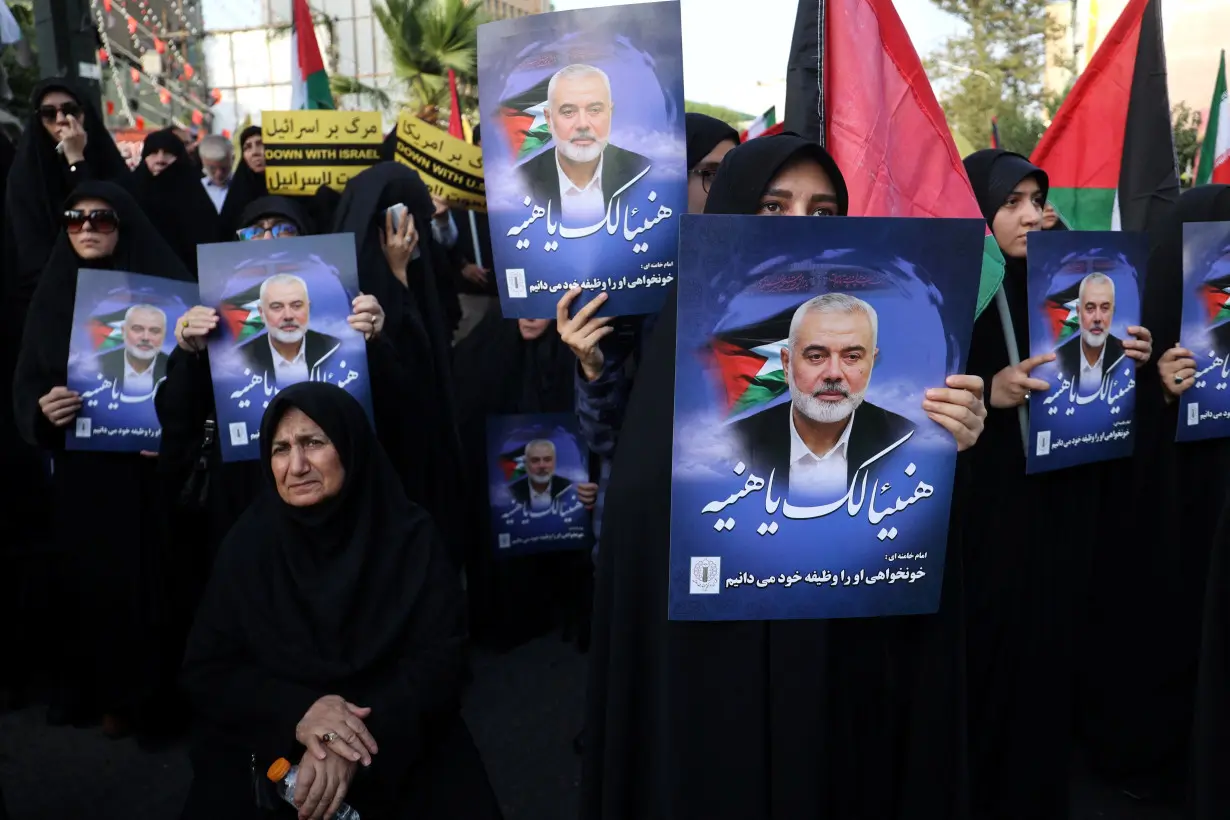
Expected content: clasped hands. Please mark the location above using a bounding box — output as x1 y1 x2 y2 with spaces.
290 694 378 820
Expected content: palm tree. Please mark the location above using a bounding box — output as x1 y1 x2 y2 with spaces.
333 0 483 125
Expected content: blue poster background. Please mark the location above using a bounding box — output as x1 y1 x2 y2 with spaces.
1025 231 1146 473
668 215 984 621
477 1 686 319
486 413 591 556
66 269 198 452
1177 221 1230 442
197 234 373 461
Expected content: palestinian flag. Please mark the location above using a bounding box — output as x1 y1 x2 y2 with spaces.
1196 50 1229 186
498 444 527 482
741 107 783 141
1201 245 1230 329
1030 0 1179 233
784 0 1005 318
291 0 333 111
87 307 128 352
708 305 795 418
85 287 181 351
496 76 552 162
218 280 265 343
1043 280 1081 346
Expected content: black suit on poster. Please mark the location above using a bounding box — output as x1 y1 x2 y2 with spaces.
1054 334 1126 387
508 473 573 507
96 347 169 393
729 400 917 495
235 329 342 388
515 144 652 217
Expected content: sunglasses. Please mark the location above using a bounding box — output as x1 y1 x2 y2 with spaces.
62 209 120 234
39 102 83 123
236 221 300 241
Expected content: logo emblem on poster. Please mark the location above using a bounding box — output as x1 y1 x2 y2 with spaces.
689 557 720 594
229 422 248 447
1188 403 1200 426
75 417 91 438
506 269 527 299
498 533 511 549
1035 430 1051 456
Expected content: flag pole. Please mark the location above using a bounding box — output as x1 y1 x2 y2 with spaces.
468 210 483 268
993 284 1029 454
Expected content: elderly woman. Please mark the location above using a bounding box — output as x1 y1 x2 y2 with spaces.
179 383 501 820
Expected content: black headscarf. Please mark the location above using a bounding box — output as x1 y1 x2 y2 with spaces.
13 181 191 447
962 148 1049 227
706 131 850 216
237 195 313 236
126 128 219 275
585 137 969 817
684 113 739 171
209 383 444 678
217 126 269 241
5 79 129 310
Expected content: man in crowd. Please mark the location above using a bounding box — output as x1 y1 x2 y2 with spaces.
198 135 233 213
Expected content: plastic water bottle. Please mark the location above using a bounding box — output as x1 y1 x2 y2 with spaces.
266 757 361 819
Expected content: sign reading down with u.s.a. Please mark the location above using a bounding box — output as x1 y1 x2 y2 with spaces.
261 111 384 195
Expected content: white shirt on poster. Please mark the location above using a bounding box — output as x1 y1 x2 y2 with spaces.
555 150 605 225
1079 342 1107 396
123 356 155 396
269 335 310 385
788 406 856 503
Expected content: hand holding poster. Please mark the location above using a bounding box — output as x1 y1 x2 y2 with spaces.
1025 231 1148 472
197 234 374 461
667 215 983 621
66 269 199 451
1177 221 1230 441
487 413 592 555
262 111 383 195
477 0 686 319
394 114 486 212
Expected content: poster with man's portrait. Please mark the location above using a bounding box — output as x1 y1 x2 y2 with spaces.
667 215 984 622
197 234 373 461
1026 231 1147 473
65 269 198 452
1177 221 1230 442
477 0 686 319
487 413 592 556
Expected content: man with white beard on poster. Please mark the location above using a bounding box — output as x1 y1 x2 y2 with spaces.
729 293 915 504
1056 271 1125 396
96 304 170 397
514 63 652 226
236 273 341 388
508 438 575 511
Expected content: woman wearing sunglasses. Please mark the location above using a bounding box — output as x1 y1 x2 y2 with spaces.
4 80 127 321
12 181 195 739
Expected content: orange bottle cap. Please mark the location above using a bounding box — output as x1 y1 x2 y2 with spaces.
267 757 291 782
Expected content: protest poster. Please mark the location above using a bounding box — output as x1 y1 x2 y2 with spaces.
65 269 198 452
393 113 486 212
261 111 383 195
486 413 592 556
667 215 984 621
476 0 686 319
1177 221 1230 442
1025 230 1147 472
197 234 373 461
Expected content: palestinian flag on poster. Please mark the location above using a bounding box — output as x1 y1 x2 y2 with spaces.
497 76 552 162
88 307 128 352
1196 50 1229 186
1043 279 1083 346
86 287 182 352
741 107 783 141
498 444 527 482
291 0 333 110
1030 0 1179 233
1201 247 1230 329
784 0 1005 317
218 280 266 343
708 305 794 418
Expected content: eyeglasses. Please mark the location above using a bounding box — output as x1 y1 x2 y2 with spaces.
39 102 83 123
236 222 299 241
690 167 719 193
62 209 120 234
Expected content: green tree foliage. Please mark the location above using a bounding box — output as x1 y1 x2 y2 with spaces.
1 0 39 120
925 0 1058 157
335 0 483 125
685 100 751 128
1172 101 1202 188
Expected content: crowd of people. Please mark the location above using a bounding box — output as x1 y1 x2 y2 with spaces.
0 67 1227 820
